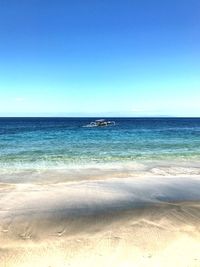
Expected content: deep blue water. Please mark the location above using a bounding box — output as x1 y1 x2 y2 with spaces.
0 117 200 171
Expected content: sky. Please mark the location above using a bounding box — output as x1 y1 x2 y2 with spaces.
0 0 200 117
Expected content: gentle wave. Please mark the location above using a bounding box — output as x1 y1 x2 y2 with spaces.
1 159 200 180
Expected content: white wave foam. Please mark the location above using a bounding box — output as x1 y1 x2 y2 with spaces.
1 160 200 185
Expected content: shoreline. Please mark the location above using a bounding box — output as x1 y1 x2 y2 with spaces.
1 159 200 185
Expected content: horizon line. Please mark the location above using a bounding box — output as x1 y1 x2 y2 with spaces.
0 116 200 119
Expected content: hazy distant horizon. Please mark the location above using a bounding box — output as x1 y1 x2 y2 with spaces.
0 112 200 118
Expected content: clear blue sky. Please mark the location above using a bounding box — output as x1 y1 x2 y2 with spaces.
0 0 200 116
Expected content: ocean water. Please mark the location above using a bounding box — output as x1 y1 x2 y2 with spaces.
0 117 200 179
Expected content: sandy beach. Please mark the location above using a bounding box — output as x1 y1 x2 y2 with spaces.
0 172 200 267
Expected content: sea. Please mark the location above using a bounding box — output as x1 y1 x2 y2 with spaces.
1 117 200 182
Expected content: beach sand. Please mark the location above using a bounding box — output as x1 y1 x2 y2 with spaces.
0 174 200 267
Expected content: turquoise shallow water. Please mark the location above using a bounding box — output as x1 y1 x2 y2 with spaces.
0 117 200 173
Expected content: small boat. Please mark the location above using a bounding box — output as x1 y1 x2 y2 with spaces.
84 119 115 127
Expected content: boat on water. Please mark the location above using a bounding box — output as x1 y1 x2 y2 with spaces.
84 119 115 127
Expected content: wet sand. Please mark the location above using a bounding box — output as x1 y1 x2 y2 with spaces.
0 175 200 267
